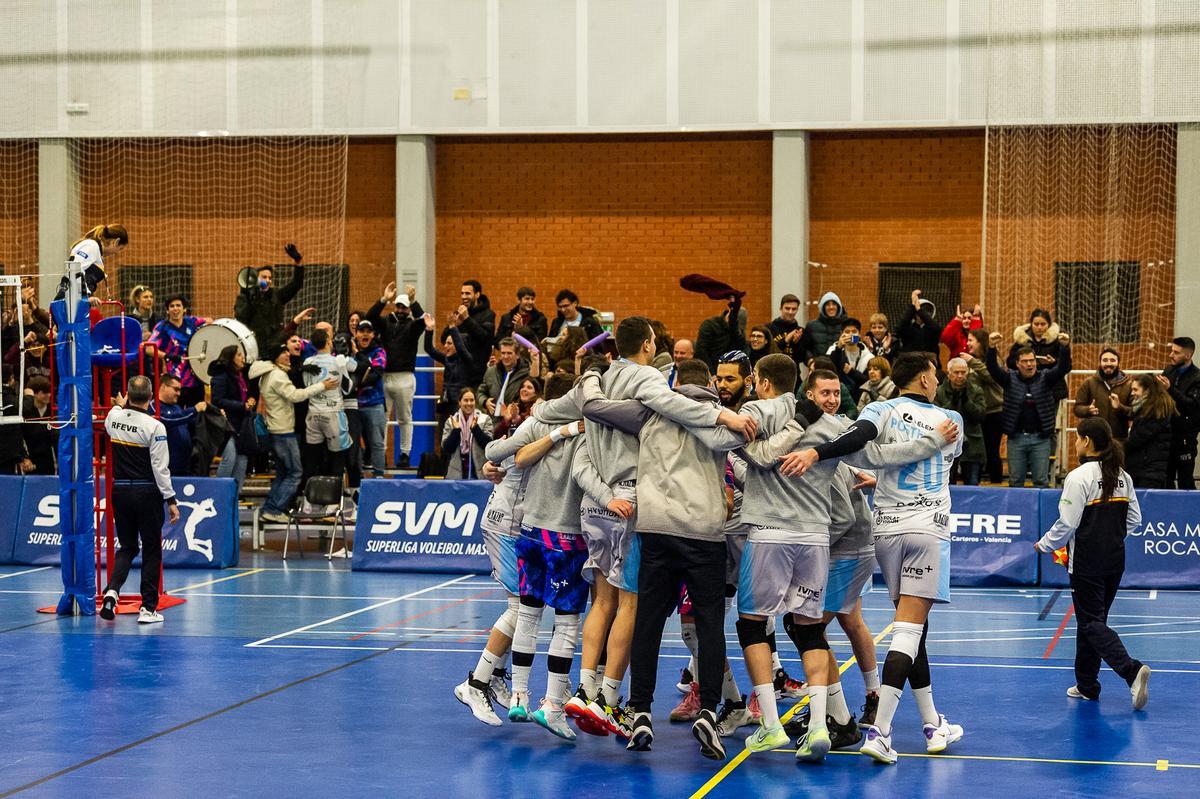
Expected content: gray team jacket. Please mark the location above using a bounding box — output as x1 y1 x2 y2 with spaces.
829 463 875 558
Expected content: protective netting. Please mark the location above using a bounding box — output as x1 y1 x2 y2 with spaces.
71 137 350 333
982 124 1176 370
0 139 38 292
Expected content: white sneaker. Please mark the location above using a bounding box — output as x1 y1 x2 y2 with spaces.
137 607 164 625
454 674 502 727
532 698 577 741
1066 685 1097 700
715 698 757 737
923 714 964 754
99 590 118 621
489 670 512 709
260 510 289 524
1130 665 1151 711
860 724 897 764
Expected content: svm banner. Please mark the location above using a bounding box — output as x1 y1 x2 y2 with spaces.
353 479 492 573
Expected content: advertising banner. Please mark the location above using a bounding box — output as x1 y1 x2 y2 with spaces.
353 479 492 573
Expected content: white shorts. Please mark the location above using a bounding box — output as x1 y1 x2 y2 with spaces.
737 540 829 620
874 533 951 605
579 482 638 592
305 410 352 451
481 525 519 595
823 555 875 615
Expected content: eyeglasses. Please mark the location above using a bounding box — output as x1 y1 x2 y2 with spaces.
718 350 750 364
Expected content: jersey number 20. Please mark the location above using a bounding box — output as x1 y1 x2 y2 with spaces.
898 452 945 493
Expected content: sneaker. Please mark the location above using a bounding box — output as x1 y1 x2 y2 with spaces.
692 708 727 761
784 707 862 750
508 690 532 723
715 697 756 737
260 510 289 524
676 666 695 695
795 726 832 763
774 667 805 699
860 724 897 764
859 691 880 728
744 722 789 752
398 453 411 469
532 698 577 742
99 590 117 621
923 714 964 754
137 607 163 624
565 687 609 737
489 669 512 709
1066 685 1097 701
454 674 502 727
626 711 654 751
669 682 702 722
747 690 763 722
606 703 633 743
1130 664 1151 710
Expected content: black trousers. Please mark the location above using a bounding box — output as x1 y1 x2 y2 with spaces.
1070 571 1140 698
982 412 1004 483
105 487 165 611
629 533 727 714
1169 443 1196 490
344 408 363 489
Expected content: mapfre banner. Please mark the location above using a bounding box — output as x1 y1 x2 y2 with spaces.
947 486 1040 587
353 479 491 573
4 476 238 569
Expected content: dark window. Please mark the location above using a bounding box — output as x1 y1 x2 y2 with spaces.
1053 261 1140 344
118 265 194 318
877 262 962 334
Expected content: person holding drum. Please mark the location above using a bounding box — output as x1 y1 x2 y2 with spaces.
149 295 209 407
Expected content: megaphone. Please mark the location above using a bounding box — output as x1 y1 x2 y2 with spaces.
237 267 258 290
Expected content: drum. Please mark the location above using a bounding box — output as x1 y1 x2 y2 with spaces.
187 318 258 384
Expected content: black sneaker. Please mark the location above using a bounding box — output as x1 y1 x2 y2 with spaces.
398 453 411 469
783 705 811 739
692 708 727 761
626 711 654 751
676 666 695 694
99 590 117 621
774 667 805 699
785 708 862 751
859 691 879 729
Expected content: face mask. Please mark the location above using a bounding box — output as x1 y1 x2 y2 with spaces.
258 278 269 290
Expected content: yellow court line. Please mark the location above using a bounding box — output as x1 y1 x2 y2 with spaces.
765 749 1199 771
688 623 895 799
172 568 266 593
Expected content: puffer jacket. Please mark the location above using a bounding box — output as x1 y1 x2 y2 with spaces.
1008 322 1067 400
1124 411 1173 487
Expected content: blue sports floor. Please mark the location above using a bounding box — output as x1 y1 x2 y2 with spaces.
1 556 1198 798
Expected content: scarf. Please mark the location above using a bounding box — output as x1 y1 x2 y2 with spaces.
456 410 477 455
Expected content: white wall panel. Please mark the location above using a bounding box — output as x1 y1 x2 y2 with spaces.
863 0 946 122
0 0 58 133
410 0 487 128
236 0 314 130
1155 0 1200 118
771 1 852 124
589 0 668 126
958 0 1043 123
679 0 757 125
150 3 227 133
323 0 400 130
1056 0 1141 121
498 0 575 127
67 0 143 132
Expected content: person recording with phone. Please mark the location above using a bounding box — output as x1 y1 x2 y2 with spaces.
828 318 874 395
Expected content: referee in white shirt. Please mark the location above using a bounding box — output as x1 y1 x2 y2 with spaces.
99 376 180 624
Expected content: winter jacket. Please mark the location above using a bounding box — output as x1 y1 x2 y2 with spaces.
234 266 304 352
896 302 941 357
1007 322 1067 400
424 328 475 406
20 396 56 475
355 346 387 407
863 331 901 364
1124 412 1173 487
249 360 325 435
940 317 983 362
548 306 604 342
155 401 198 476
477 362 530 412
987 344 1072 438
1164 362 1200 440
209 361 253 437
1073 372 1133 440
804 291 848 356
457 295 497 384
967 357 1004 415
935 379 987 464
441 414 495 480
827 342 874 391
695 308 748 371
767 317 808 365
365 299 425 373
495 304 549 344
857 377 897 413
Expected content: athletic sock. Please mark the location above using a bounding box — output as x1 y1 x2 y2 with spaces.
807 686 829 733
680 622 700 664
472 648 500 684
580 668 599 700
602 676 623 707
913 686 940 726
547 671 572 705
722 666 742 703
860 664 881 693
874 686 903 737
753 683 780 729
498 649 511 672
827 683 851 725
873 621 922 736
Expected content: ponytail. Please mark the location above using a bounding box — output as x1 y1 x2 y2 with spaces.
73 223 129 251
1078 417 1124 502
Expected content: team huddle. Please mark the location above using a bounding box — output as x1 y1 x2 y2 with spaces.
455 315 965 764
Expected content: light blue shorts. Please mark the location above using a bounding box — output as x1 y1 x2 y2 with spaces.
823 555 875 615
482 526 519 595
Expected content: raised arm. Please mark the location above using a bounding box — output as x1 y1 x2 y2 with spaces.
515 420 583 469
484 415 541 463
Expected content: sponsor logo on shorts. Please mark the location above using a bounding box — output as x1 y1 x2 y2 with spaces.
933 512 949 527
796 584 823 599
901 563 935 578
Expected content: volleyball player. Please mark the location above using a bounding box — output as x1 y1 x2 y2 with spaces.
781 352 966 765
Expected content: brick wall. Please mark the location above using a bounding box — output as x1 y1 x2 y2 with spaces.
434 134 773 348
0 141 39 283
345 138 396 315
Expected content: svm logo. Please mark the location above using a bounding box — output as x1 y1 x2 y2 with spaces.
33 494 107 528
370 501 478 537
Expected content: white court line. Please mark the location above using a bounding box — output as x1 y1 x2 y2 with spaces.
930 628 1200 644
0 567 52 580
244 574 474 648
1150 589 1158 600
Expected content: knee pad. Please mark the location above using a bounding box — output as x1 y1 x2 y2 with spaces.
889 621 923 661
736 617 769 649
549 612 580 660
725 583 737 599
514 603 545 649
786 619 831 654
493 604 518 639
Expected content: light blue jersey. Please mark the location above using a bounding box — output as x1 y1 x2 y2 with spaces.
302 352 354 413
856 396 963 541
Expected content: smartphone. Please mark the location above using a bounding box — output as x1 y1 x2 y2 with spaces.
851 334 860 345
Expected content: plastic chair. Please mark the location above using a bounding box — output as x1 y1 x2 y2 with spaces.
283 476 349 560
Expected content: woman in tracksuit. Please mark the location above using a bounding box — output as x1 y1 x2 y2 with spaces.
1036 417 1151 709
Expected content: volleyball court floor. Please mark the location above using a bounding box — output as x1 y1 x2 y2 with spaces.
0 556 1197 798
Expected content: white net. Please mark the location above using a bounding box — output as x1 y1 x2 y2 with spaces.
70 137 350 334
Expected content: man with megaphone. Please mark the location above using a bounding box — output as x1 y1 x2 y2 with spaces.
235 243 306 353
